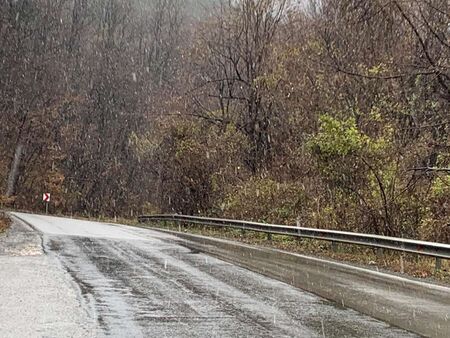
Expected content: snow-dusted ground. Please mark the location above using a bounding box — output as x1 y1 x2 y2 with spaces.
0 216 95 337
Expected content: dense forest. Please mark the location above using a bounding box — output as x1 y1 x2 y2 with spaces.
0 0 449 242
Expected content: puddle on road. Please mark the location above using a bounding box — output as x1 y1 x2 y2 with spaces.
47 236 144 337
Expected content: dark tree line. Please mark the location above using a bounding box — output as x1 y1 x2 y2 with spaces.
1 0 449 242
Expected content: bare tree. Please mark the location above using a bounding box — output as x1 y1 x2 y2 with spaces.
0 0 70 197
190 0 288 171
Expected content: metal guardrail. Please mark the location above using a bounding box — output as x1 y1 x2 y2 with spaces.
138 214 450 270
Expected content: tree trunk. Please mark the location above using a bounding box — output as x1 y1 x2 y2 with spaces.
5 143 24 197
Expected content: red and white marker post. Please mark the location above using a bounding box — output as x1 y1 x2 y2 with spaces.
43 193 50 214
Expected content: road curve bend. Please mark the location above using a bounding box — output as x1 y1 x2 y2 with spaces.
1 212 418 338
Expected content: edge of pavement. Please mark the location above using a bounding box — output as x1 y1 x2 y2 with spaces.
145 227 450 338
0 213 97 337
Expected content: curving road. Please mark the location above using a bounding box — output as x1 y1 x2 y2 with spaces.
0 212 417 337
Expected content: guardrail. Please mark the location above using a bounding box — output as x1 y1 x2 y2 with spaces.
138 214 450 270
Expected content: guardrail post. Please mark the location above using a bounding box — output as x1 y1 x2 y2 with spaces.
400 253 405 273
376 248 383 259
435 258 442 272
267 233 272 241
178 221 182 232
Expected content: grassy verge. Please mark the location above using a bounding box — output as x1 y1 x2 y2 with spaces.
139 221 450 285
0 211 11 234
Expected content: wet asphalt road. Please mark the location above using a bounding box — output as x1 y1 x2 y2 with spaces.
2 213 418 337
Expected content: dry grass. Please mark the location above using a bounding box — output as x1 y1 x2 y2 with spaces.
0 212 11 234
141 222 450 285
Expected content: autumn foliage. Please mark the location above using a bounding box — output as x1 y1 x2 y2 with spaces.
0 0 449 242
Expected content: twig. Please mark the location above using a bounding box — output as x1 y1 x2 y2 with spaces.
408 167 450 173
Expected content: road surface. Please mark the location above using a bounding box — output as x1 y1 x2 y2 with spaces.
0 212 417 337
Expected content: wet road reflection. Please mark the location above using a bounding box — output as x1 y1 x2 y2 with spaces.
47 234 417 337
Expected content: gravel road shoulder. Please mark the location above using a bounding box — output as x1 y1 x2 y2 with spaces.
0 216 96 338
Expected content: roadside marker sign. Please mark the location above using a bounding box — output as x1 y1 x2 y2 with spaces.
43 193 50 202
43 193 50 214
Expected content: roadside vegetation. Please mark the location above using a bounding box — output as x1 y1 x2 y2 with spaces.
0 1 449 245
0 211 11 234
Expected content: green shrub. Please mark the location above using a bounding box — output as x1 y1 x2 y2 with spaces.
222 177 310 225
